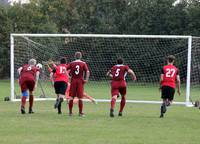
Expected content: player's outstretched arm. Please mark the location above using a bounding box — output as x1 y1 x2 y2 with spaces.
48 59 57 68
17 67 23 75
46 63 53 73
176 75 181 96
106 70 113 78
128 69 136 81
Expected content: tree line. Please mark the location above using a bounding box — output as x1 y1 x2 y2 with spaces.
0 0 200 78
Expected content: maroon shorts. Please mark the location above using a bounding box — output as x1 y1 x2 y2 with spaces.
111 81 127 97
69 79 84 98
20 79 35 92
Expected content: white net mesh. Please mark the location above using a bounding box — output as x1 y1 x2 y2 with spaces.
190 37 200 101
12 34 197 104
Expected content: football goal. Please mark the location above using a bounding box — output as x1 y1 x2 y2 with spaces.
10 34 200 106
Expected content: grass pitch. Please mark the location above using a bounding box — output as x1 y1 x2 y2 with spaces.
0 80 200 144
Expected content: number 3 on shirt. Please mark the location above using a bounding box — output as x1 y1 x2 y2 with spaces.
115 68 120 77
75 65 80 75
166 68 176 77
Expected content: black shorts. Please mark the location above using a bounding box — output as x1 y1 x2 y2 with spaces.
161 86 175 101
54 81 67 95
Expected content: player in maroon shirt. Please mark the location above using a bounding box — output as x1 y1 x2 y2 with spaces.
50 57 69 114
67 52 90 116
107 58 136 117
18 59 40 114
46 61 97 105
160 55 181 118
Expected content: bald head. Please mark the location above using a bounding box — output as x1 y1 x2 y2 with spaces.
28 58 37 66
75 52 82 60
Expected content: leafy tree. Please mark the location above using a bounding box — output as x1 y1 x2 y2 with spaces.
186 0 200 36
1 0 200 78
0 5 10 78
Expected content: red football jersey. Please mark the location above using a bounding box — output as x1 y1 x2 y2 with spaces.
111 64 130 81
19 64 39 82
67 60 89 80
161 64 179 88
53 64 69 83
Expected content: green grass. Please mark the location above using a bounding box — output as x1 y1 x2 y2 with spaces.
0 80 200 144
7 79 200 102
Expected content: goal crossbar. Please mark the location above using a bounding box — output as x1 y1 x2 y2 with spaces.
11 33 191 39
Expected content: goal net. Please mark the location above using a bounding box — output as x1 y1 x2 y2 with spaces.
10 34 200 106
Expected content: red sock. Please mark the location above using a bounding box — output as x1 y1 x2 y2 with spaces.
21 96 26 107
119 97 126 113
29 95 34 109
68 99 73 114
78 100 83 114
111 97 116 110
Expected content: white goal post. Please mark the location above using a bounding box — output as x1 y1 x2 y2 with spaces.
10 34 198 107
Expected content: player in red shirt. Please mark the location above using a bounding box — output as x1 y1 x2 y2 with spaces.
18 59 40 114
107 58 136 117
67 52 90 116
160 55 181 118
46 61 96 105
50 58 69 114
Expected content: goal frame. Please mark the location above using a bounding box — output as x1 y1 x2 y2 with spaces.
10 33 193 106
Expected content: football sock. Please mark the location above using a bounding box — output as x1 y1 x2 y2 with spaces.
58 103 62 114
68 99 73 114
21 107 26 114
54 98 59 109
29 94 34 109
160 105 164 118
78 99 83 114
166 101 171 107
57 97 63 114
119 97 126 113
59 97 64 102
163 103 167 113
110 108 114 117
161 103 167 114
160 112 164 118
111 97 116 110
21 96 26 108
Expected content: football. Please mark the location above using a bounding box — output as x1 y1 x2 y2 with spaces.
36 63 43 69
